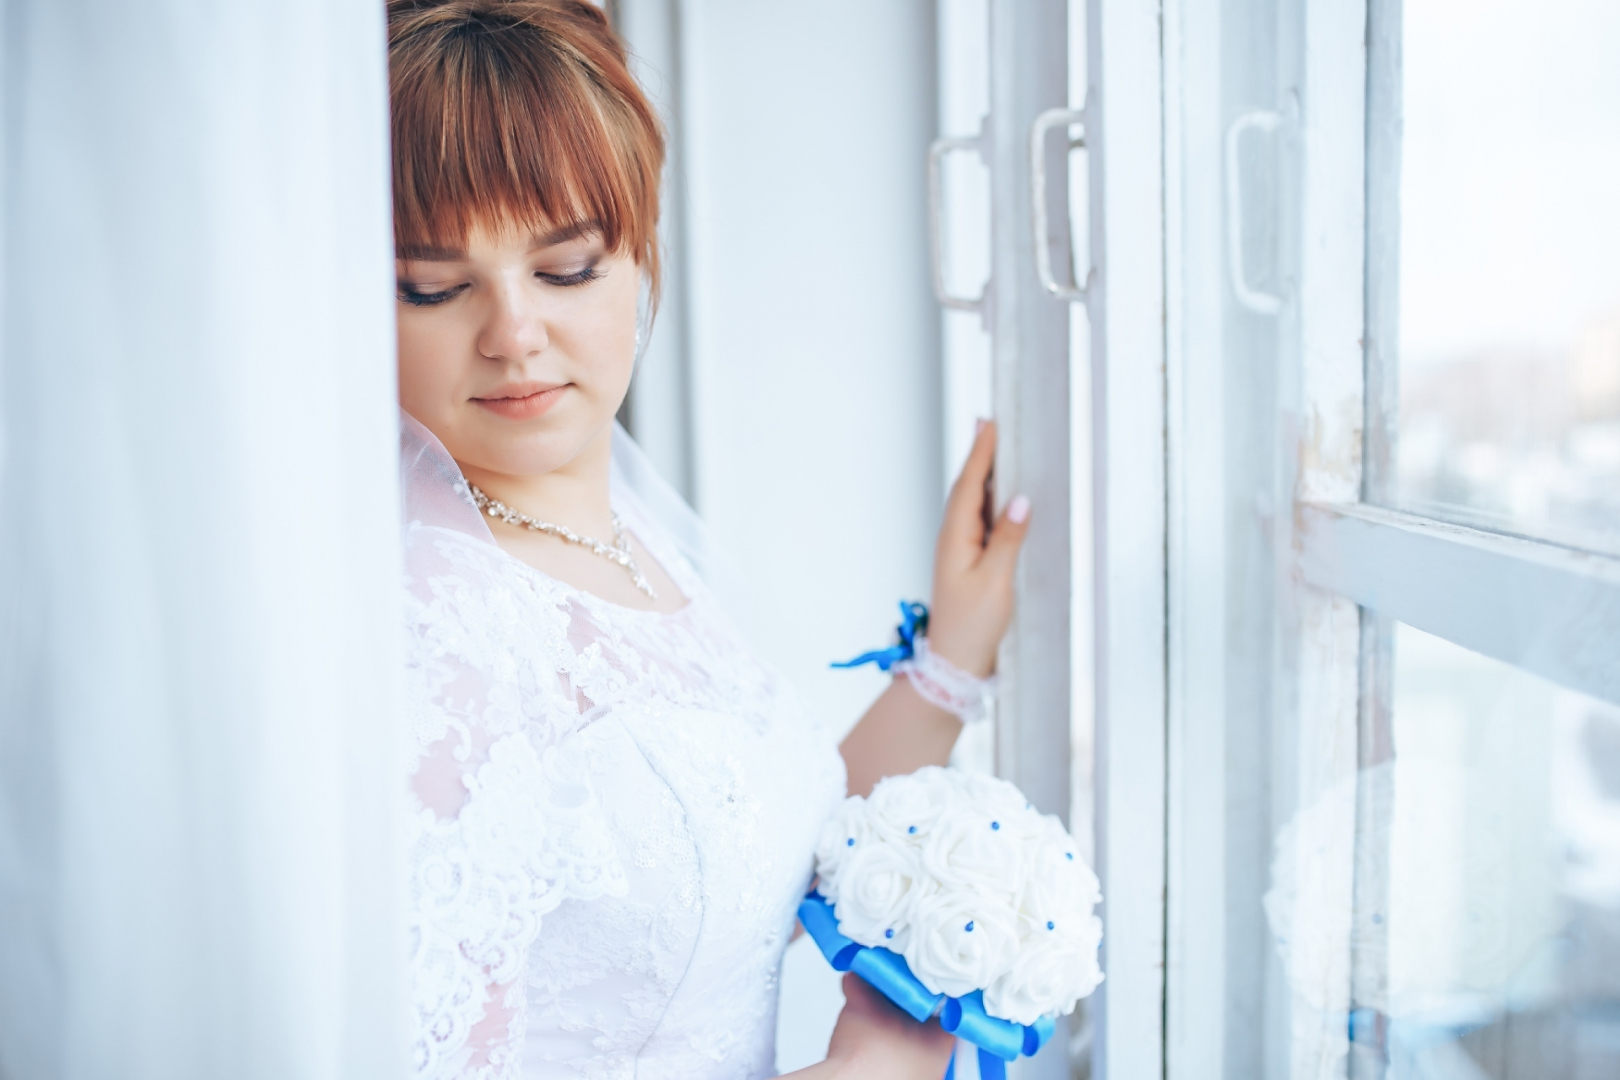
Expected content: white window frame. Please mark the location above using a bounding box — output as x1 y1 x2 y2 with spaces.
934 4 1172 1077
1079 0 1169 1077
1161 1 1620 1078
1161 0 1373 1066
1300 503 1620 705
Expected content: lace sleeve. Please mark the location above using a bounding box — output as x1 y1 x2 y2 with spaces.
403 529 628 1080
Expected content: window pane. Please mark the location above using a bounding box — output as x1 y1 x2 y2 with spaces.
1369 0 1620 554
1352 624 1620 1078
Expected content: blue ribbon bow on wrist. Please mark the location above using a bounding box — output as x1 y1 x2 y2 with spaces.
798 891 1055 1080
831 600 930 672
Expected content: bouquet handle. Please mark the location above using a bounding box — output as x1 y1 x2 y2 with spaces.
798 892 1055 1080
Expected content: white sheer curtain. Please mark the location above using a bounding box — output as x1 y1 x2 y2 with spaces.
0 3 405 1078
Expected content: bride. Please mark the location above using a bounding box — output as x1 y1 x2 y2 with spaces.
391 3 1031 1077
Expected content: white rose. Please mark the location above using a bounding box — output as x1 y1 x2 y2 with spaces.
1024 807 1076 850
814 796 874 899
983 916 1104 1024
920 807 1028 904
831 837 930 949
903 888 1023 997
867 767 958 848
955 771 1032 823
1017 831 1100 930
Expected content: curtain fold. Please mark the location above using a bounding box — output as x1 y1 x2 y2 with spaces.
0 2 405 1078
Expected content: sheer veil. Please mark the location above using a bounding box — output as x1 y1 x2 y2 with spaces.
608 421 751 618
400 412 495 543
400 411 751 622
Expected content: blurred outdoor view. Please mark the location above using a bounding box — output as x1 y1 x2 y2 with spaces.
1362 4 1620 1076
1364 625 1620 1077
1387 0 1620 554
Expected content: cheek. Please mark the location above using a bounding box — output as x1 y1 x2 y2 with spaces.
395 311 468 418
562 273 640 393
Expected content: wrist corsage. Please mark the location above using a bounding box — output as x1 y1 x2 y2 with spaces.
832 601 996 725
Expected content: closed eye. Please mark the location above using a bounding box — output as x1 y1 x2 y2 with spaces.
537 264 602 288
397 282 469 307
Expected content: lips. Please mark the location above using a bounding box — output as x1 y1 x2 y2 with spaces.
472 382 568 420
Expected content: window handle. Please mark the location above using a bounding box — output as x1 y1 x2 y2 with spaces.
1029 106 1092 305
928 121 989 314
1224 109 1285 315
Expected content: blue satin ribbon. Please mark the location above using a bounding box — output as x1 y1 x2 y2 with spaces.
830 600 930 672
798 891 1055 1080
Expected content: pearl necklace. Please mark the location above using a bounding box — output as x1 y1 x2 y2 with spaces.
466 483 656 599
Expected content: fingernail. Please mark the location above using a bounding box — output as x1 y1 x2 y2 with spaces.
1008 494 1031 524
975 418 988 435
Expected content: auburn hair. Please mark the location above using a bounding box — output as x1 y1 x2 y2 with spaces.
386 0 665 294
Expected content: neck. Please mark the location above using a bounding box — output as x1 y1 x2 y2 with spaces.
457 423 616 538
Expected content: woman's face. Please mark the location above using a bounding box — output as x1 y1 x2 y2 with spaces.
395 218 639 479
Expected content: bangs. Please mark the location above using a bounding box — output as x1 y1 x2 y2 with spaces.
388 1 663 287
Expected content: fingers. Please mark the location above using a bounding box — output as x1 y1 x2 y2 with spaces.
840 972 873 1008
981 492 1032 579
838 972 909 1030
840 973 950 1044
841 972 897 1018
940 419 998 559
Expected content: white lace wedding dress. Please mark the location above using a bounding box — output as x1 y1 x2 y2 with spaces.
400 417 848 1080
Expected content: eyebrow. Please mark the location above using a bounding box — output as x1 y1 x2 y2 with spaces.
396 220 603 262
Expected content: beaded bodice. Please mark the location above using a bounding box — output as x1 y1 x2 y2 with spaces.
403 499 847 1080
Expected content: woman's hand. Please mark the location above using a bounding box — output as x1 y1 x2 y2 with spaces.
822 973 956 1079
926 420 1030 677
836 419 1028 796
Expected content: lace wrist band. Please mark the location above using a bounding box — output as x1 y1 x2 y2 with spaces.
830 600 995 724
894 637 996 725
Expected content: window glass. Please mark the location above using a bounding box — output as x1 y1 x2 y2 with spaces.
1374 0 1620 553
1350 624 1620 1078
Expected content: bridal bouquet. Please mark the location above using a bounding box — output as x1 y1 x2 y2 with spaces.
800 767 1102 1077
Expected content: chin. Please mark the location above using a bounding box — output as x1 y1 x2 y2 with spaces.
467 420 606 479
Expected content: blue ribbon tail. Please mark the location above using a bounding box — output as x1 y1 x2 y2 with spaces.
943 1046 955 1080
939 992 1026 1062
830 645 908 671
831 600 930 671
977 1047 1008 1080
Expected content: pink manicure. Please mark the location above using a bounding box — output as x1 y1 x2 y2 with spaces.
1007 494 1031 524
975 418 988 435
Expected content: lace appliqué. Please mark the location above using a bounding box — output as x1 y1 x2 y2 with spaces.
403 518 846 1080
409 734 628 1079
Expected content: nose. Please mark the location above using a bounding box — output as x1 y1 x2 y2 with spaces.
476 278 549 363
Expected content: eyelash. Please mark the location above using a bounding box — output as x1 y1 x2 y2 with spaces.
397 283 468 307
541 265 602 288
396 264 603 307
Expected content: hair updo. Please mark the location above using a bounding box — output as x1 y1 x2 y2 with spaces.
386 0 665 295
